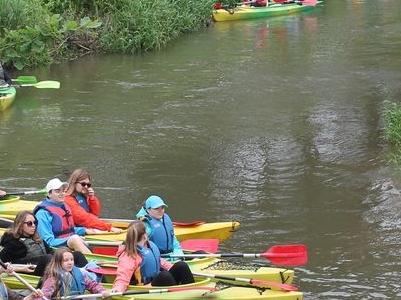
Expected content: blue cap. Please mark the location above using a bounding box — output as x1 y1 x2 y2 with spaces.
145 195 168 209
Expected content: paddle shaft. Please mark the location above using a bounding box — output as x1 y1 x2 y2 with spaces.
0 261 49 300
0 189 46 197
61 287 216 300
162 252 299 258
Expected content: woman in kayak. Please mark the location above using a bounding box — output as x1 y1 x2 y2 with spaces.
0 210 89 276
112 220 194 292
34 178 95 254
64 168 121 233
32 248 109 299
136 195 183 256
0 61 12 87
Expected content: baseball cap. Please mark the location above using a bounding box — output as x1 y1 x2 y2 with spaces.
145 195 168 209
45 178 68 193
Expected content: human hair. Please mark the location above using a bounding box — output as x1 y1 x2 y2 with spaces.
66 168 92 196
43 247 74 298
125 220 146 258
9 211 41 242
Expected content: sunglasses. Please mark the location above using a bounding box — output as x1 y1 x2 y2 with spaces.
24 220 38 227
78 182 92 188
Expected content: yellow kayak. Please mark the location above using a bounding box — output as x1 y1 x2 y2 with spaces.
0 197 240 242
1 274 303 299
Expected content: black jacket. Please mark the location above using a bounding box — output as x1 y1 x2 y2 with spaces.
0 232 53 264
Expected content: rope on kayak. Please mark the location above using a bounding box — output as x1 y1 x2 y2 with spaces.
200 259 264 272
215 281 269 294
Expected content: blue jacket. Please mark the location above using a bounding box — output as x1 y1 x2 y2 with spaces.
34 198 85 247
62 266 86 296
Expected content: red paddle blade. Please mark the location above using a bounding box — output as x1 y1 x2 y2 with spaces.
181 239 219 253
250 279 298 292
262 244 308 266
302 0 318 6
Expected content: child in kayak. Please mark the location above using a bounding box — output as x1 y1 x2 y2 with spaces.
32 248 109 299
112 220 194 292
34 178 96 254
64 168 121 233
136 195 184 256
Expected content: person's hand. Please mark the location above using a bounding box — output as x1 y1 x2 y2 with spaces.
87 187 95 196
23 264 36 273
110 227 122 233
85 228 108 235
23 289 44 300
101 290 111 298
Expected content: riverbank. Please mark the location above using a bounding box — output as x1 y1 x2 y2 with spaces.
0 0 214 70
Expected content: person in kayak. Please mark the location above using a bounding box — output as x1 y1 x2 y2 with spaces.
112 220 194 292
0 263 44 300
0 189 6 197
64 168 121 233
248 0 268 7
34 178 95 254
32 248 110 299
0 210 89 276
0 61 12 87
136 195 183 256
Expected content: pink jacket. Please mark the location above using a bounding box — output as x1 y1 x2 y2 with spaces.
112 245 173 292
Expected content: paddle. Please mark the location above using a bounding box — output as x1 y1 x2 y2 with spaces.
0 260 49 300
19 81 60 89
12 76 38 84
102 218 206 227
0 189 46 198
161 244 308 267
89 238 219 255
193 271 298 292
60 286 217 300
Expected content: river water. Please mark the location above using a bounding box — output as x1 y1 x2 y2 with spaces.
1 0 401 298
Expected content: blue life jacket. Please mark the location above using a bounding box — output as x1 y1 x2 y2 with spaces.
144 214 174 254
75 194 90 212
34 199 75 238
60 266 86 296
137 241 161 285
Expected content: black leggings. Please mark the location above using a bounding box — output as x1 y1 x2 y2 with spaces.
151 261 195 286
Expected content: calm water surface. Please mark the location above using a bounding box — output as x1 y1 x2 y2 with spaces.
1 0 401 298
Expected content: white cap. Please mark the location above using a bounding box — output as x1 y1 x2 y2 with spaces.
45 178 68 193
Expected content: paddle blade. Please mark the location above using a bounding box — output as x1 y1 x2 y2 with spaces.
13 76 37 84
251 279 298 291
181 239 219 253
34 81 60 89
301 0 318 6
263 244 308 266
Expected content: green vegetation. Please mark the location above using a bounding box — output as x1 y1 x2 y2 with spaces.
384 101 401 164
0 0 214 70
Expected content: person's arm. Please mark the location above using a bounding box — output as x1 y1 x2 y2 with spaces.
87 194 101 216
35 210 68 247
65 196 112 231
112 252 139 292
172 235 184 256
83 273 106 294
160 258 174 271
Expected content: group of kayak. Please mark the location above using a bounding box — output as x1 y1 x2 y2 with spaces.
0 168 305 299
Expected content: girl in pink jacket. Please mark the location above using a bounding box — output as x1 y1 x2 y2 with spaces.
112 220 194 292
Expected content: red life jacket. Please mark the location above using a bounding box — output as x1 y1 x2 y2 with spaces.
34 199 75 238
